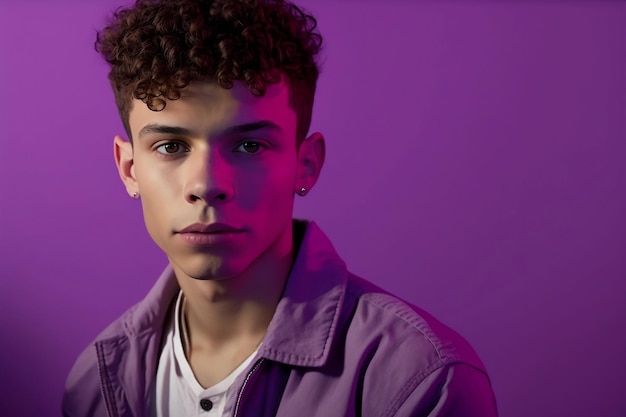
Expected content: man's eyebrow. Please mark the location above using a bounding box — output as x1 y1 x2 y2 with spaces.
222 120 282 135
137 124 194 139
137 120 281 139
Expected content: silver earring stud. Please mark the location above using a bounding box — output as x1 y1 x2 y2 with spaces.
299 187 307 196
132 192 139 199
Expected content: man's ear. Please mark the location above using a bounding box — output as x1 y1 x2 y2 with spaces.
113 135 138 197
296 132 326 194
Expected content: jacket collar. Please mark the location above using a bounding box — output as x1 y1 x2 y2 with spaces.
127 264 180 339
259 220 348 367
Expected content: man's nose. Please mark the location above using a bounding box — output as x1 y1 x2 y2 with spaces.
184 150 234 205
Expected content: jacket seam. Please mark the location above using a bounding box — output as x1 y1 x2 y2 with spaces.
122 305 140 337
345 285 453 363
96 342 118 417
382 360 447 417
384 362 493 417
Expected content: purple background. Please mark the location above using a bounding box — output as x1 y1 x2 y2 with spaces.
1 1 625 416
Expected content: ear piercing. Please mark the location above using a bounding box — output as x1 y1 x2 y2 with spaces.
132 192 139 199
299 187 307 196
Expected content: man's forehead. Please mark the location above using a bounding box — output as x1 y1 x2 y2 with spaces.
127 79 296 137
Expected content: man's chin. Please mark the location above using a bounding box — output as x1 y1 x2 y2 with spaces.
180 266 236 281
168 254 238 281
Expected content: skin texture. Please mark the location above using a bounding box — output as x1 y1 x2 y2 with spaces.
113 80 325 386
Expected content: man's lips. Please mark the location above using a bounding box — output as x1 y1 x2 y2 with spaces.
176 223 244 246
176 222 243 234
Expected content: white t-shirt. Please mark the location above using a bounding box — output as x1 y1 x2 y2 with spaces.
150 291 259 417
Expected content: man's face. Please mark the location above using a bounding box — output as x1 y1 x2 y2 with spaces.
115 80 322 281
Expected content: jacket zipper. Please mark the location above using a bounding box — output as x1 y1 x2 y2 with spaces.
233 358 265 417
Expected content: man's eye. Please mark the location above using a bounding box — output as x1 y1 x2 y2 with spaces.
156 142 186 155
235 141 262 154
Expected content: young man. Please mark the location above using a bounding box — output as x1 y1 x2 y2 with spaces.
63 0 498 416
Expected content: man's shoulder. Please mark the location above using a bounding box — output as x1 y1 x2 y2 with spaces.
65 278 177 379
61 307 132 417
62 291 174 417
343 273 487 372
62 264 178 414
333 274 497 416
63 302 141 389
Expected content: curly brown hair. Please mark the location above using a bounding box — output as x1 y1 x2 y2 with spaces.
96 0 322 143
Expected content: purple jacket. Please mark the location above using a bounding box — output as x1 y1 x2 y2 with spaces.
63 221 497 416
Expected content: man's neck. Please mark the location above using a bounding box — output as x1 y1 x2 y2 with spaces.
176 245 293 388
174 236 295 349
